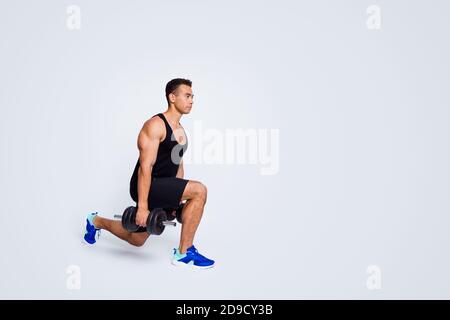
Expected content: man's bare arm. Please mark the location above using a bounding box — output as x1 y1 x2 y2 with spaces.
137 118 163 210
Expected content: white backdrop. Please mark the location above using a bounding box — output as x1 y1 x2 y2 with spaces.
1 0 449 299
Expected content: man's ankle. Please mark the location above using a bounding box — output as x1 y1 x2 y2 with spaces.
93 215 101 229
179 245 190 254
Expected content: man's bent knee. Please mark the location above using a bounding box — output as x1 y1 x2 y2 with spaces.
129 234 149 247
196 183 207 202
132 240 146 247
183 180 208 202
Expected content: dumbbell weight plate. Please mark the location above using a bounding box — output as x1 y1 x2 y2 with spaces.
148 208 167 235
123 206 139 232
165 208 176 221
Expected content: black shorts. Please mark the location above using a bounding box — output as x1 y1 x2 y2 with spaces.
130 176 189 210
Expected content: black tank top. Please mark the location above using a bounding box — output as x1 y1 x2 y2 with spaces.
131 113 188 180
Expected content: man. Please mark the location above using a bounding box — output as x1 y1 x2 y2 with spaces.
83 78 215 269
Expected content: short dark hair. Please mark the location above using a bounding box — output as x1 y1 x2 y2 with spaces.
165 78 192 105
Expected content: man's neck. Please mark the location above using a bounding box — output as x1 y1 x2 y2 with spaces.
163 106 182 124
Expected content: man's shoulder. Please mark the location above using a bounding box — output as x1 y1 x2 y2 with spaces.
144 114 164 128
141 114 165 137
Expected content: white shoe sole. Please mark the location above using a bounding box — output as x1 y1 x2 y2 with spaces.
81 233 97 246
171 259 215 269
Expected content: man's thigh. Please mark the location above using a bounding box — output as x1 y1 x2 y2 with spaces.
148 177 189 208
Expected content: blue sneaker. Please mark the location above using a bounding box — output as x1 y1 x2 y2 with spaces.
171 245 215 269
83 212 101 245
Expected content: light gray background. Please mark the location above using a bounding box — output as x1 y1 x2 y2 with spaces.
1 0 449 299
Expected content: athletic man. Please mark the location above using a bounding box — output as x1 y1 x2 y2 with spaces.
83 78 215 269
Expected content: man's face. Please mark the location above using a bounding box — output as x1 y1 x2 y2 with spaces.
170 84 193 114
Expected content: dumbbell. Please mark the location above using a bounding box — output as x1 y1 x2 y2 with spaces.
165 202 186 224
114 207 176 235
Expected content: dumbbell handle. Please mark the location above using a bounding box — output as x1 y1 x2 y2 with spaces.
113 214 176 227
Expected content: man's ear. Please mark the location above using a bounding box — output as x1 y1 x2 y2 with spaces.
169 92 176 103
